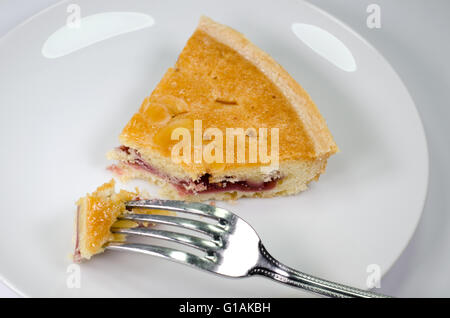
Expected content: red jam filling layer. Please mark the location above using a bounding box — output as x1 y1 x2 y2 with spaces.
115 146 280 195
73 206 82 263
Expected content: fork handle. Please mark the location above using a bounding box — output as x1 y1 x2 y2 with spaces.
250 243 390 298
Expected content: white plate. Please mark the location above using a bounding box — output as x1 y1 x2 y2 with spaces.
0 0 428 297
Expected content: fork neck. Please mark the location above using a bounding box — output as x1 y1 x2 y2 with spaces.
250 242 390 298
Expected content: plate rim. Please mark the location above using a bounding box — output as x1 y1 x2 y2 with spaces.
301 0 430 281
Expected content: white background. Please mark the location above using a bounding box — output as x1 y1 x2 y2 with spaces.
0 0 449 297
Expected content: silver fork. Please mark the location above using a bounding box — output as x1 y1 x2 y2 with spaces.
105 199 390 298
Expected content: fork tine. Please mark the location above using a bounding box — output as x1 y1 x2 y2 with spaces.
126 200 233 221
111 227 222 252
118 213 227 237
105 242 215 271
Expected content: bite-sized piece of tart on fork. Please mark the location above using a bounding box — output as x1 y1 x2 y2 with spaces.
73 180 170 262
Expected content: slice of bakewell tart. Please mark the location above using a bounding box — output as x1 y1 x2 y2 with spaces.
107 16 338 201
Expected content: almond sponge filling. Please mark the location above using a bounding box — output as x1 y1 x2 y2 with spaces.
110 146 281 196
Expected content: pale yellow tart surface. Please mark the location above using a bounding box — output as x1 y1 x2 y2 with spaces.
109 16 337 201
119 16 337 177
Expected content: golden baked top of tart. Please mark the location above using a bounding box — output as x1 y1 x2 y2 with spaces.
119 16 337 177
